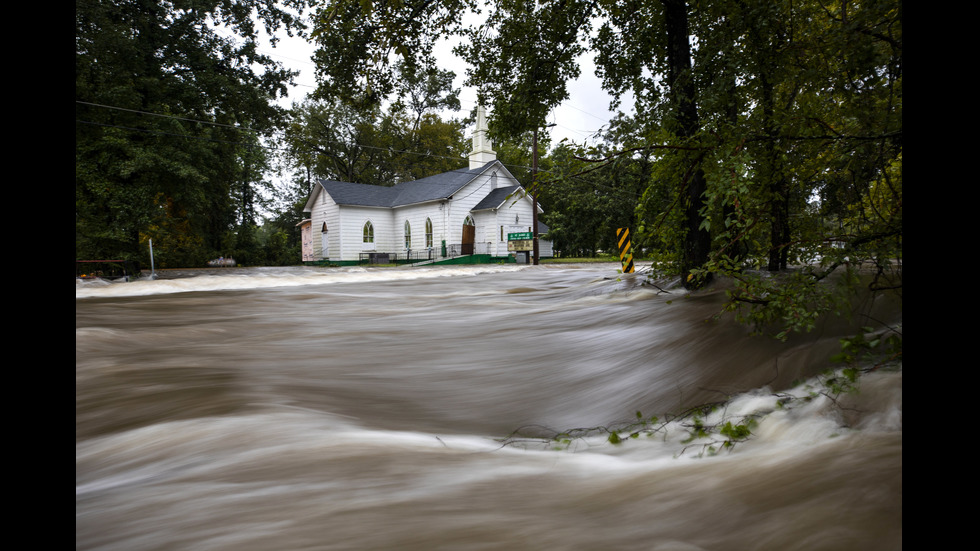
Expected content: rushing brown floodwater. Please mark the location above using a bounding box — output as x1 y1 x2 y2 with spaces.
76 264 902 550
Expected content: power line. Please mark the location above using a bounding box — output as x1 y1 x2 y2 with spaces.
76 100 638 199
76 101 256 132
75 119 256 147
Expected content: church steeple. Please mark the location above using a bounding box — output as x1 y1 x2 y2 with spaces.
468 105 497 170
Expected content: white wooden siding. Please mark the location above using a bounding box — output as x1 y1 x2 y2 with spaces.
338 206 394 260
310 191 341 260
305 162 552 261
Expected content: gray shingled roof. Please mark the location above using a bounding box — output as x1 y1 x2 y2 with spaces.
472 185 522 211
318 163 492 208
472 185 548 235
315 180 400 207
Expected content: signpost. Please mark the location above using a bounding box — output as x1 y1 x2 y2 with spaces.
616 227 635 273
507 232 533 252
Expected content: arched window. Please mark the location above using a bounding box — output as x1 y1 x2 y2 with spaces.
404 220 411 249
425 218 433 248
463 215 474 226
363 221 374 243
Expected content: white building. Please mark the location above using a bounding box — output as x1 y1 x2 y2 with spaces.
302 107 552 264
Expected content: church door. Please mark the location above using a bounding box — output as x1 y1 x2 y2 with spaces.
461 216 475 255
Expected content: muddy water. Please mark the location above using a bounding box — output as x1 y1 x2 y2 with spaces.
76 264 902 550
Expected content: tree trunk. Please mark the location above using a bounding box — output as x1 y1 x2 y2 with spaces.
759 71 789 272
663 0 711 287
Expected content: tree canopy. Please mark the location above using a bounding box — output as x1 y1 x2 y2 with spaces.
76 0 307 267
309 0 902 337
279 62 470 189
77 0 902 342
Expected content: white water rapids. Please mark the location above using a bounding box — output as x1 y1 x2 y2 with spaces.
76 264 902 550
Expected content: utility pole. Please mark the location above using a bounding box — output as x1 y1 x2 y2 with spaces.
532 127 539 265
531 123 555 265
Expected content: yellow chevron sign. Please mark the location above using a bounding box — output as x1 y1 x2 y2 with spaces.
616 227 635 273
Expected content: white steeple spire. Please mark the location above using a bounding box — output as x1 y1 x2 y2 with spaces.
468 105 497 170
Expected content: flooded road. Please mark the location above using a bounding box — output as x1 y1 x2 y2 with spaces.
76 264 902 550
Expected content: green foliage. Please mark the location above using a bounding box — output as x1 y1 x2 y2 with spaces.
391 61 463 130
456 0 593 140
818 368 861 398
139 194 210 267
76 0 307 267
304 0 901 315
280 63 468 188
501 363 891 457
719 420 753 442
504 400 760 456
697 266 859 340
649 0 900 328
536 140 647 257
310 0 476 105
257 198 308 266
831 325 903 372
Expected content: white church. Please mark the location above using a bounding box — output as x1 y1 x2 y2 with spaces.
300 107 552 264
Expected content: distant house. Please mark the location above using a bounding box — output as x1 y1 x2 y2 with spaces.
302 107 552 264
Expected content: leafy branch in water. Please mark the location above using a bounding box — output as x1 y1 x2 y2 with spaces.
497 359 900 458
498 399 761 458
707 267 857 341
831 324 903 373
674 409 761 457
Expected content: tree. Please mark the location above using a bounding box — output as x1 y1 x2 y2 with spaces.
686 0 902 335
282 97 391 186
391 62 463 131
281 61 469 188
310 0 476 106
282 97 470 187
662 0 711 285
455 0 593 141
306 0 902 338
76 0 306 267
587 0 900 304
538 120 652 257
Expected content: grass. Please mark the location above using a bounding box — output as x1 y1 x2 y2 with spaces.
541 256 621 264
